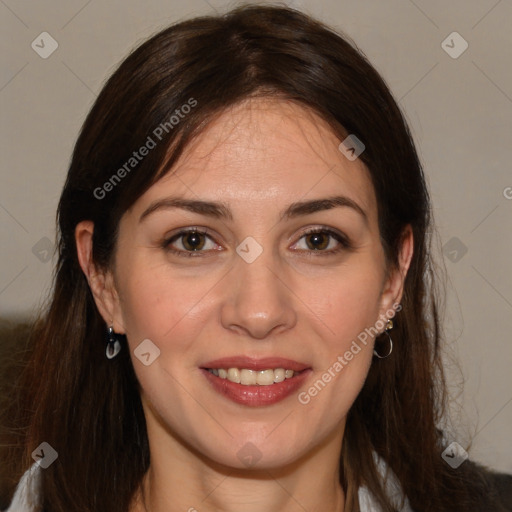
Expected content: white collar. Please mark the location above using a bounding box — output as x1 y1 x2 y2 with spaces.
358 452 414 511
3 462 42 512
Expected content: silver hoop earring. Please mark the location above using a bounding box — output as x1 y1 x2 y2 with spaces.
373 319 393 359
106 325 121 359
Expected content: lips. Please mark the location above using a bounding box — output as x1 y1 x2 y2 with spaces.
200 356 312 406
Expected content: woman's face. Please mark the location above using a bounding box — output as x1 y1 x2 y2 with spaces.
85 98 411 470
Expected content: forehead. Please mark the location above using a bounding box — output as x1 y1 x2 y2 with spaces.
134 97 377 221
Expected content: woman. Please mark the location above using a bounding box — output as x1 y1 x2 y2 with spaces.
2 4 510 511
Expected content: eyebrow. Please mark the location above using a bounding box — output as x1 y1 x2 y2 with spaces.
139 195 368 225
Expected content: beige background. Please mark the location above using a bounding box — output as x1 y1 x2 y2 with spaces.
1 0 511 473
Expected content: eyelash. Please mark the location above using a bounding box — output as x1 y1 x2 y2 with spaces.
162 226 351 258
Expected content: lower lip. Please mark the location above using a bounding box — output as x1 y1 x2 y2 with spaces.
200 368 312 406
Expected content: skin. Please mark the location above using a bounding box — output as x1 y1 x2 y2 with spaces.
76 98 413 512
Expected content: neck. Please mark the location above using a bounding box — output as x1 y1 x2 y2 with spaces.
135 466 345 512
130 407 346 512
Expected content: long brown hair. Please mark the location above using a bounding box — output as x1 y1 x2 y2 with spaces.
2 4 492 511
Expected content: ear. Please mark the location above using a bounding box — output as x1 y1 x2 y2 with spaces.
75 220 126 334
378 225 414 318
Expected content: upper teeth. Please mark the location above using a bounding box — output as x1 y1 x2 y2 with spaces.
208 368 298 385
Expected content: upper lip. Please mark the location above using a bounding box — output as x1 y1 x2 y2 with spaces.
201 356 311 372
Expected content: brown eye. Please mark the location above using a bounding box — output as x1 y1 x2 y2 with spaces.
304 232 330 250
181 231 206 251
163 229 219 256
292 227 350 255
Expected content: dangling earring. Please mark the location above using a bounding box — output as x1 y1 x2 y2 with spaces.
373 319 393 359
106 325 121 359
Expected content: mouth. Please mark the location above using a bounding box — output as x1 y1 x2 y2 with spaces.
200 356 312 406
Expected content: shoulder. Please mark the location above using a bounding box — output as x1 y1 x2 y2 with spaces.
2 463 41 512
462 460 512 511
359 453 512 512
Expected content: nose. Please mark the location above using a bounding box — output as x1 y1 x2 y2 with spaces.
220 249 297 340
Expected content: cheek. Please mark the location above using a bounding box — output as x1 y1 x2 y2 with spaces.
116 255 217 357
302 263 384 344
117 263 215 414
297 277 378 428
295 263 382 407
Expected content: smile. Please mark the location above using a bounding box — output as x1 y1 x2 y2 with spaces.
201 367 311 406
